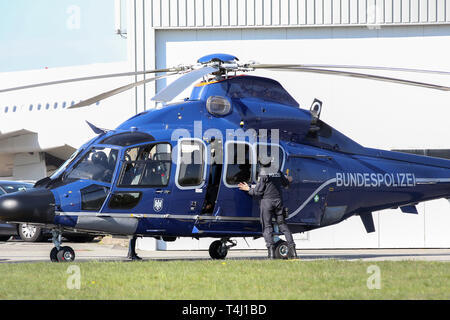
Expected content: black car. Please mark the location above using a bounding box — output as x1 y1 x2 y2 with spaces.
0 181 98 242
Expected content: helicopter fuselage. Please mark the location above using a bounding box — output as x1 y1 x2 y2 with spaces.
1 75 449 240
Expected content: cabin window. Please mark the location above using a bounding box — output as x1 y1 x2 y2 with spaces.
176 139 206 188
64 147 118 184
255 144 285 177
118 143 171 187
224 142 253 186
81 185 109 211
108 192 142 209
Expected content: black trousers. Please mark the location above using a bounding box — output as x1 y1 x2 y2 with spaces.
260 198 295 248
128 236 137 257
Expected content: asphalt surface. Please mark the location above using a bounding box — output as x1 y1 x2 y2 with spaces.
0 240 450 263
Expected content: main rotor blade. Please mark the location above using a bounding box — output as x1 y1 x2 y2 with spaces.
253 64 450 76
253 65 450 91
152 66 219 102
0 68 177 94
68 73 177 109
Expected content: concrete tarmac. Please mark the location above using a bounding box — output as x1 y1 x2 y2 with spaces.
0 240 449 263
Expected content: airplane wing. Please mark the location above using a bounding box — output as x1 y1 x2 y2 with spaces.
0 129 35 141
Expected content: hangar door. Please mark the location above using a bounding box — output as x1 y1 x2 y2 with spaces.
153 28 450 250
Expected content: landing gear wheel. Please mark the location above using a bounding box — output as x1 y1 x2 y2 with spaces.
56 246 75 262
209 240 228 260
50 247 59 262
273 240 290 260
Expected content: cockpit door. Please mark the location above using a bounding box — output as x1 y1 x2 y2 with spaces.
104 142 173 216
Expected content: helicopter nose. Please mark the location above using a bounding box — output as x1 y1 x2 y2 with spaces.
0 189 55 224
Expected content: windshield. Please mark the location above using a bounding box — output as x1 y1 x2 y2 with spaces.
50 148 83 180
51 134 103 180
63 147 119 184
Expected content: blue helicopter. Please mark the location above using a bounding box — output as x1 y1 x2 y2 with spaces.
1 53 450 262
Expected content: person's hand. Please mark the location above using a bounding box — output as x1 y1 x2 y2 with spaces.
286 175 293 183
238 182 250 191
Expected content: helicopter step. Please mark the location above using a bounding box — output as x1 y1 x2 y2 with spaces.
50 229 76 262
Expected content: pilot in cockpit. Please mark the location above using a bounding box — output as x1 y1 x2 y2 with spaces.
91 151 113 182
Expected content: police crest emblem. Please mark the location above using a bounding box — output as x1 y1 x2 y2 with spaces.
153 198 163 212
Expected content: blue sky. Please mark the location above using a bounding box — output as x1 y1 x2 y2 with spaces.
0 0 127 72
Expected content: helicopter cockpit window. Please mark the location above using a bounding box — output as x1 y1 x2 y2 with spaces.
64 147 118 184
118 143 171 187
225 142 253 186
176 140 206 188
50 148 83 180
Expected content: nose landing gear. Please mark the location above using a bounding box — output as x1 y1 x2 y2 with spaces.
50 230 76 262
209 238 237 259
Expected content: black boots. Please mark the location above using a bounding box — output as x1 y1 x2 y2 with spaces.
128 254 142 261
267 244 297 260
288 244 298 259
127 236 142 261
267 245 275 259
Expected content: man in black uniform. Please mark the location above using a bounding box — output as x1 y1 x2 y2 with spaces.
238 157 297 259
